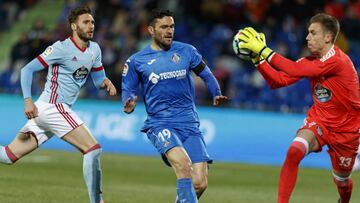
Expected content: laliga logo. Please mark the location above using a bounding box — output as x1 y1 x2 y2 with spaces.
149 72 160 84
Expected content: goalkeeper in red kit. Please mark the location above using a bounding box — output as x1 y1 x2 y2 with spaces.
237 13 360 203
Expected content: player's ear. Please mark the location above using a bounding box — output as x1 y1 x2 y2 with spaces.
148 26 154 36
324 32 333 44
71 23 77 31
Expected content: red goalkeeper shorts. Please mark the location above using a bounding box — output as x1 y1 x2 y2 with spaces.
299 117 359 173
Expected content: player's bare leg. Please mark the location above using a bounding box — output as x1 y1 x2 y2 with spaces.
278 129 319 203
166 147 197 203
0 132 38 164
191 162 208 199
62 124 104 203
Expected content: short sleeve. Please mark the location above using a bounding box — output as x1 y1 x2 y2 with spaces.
36 41 63 68
92 43 103 69
189 45 203 70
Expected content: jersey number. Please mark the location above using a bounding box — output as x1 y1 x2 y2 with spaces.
339 156 352 167
157 129 171 142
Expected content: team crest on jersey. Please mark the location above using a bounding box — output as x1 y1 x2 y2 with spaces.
122 63 129 76
73 66 89 82
314 83 332 102
42 46 54 57
172 53 180 63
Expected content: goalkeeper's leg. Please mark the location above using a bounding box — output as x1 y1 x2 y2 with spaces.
278 129 317 203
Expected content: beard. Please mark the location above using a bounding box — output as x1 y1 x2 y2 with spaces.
77 28 92 42
154 36 172 50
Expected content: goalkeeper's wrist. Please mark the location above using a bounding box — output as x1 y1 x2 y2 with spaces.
259 47 274 61
253 58 265 67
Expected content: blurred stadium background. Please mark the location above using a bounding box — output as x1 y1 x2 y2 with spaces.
0 0 359 202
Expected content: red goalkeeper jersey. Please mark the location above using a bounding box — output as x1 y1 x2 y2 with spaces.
258 46 360 133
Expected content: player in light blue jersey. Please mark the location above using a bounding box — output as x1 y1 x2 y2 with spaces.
122 9 227 203
0 6 116 203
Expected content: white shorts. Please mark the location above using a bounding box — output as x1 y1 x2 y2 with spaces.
19 100 84 145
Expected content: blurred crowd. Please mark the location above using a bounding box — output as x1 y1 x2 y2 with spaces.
1 0 360 113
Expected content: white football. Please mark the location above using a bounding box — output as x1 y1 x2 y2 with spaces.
232 31 257 61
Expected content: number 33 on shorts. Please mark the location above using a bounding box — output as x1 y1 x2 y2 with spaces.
339 156 352 167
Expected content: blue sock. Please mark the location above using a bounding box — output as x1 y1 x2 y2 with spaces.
83 147 103 203
176 178 197 203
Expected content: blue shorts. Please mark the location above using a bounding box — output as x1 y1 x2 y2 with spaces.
146 126 212 165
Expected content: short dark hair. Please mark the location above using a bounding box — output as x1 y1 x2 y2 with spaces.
148 8 173 26
309 13 340 43
68 6 92 26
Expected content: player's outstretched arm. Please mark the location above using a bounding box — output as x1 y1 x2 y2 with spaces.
123 96 138 114
197 66 228 106
257 61 301 89
101 78 117 96
20 58 45 119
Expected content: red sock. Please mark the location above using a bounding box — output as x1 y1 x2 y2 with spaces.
334 178 353 203
278 140 307 203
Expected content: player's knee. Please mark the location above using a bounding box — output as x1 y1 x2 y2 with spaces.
83 144 102 155
193 178 207 193
333 172 352 187
17 132 33 141
172 159 192 176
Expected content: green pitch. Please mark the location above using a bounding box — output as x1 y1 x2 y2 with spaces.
0 150 359 203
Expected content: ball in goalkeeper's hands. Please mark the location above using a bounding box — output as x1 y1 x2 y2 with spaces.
232 30 257 61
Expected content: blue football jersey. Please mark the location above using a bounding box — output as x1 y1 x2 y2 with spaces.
122 41 204 131
36 37 104 106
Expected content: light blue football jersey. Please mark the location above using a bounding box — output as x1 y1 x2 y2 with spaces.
37 37 104 106
122 41 204 131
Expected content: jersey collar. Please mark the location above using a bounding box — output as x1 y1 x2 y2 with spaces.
69 36 87 52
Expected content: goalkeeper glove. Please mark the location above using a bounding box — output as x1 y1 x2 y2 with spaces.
238 27 274 61
251 32 266 65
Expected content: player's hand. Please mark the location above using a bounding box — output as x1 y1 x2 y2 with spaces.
102 78 117 96
24 98 38 119
251 33 266 65
123 96 138 114
238 27 274 60
213 95 228 106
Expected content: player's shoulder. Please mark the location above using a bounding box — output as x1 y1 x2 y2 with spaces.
127 45 152 62
88 40 101 50
172 41 197 51
41 40 63 57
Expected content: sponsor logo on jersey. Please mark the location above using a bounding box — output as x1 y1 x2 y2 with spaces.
73 66 89 82
149 69 187 84
122 63 129 76
172 53 180 63
149 72 160 84
314 83 332 102
159 69 186 80
42 46 54 57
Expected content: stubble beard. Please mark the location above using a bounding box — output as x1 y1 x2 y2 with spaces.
77 29 92 42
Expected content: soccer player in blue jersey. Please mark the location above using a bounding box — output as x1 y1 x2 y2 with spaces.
122 8 227 203
0 6 115 203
